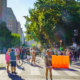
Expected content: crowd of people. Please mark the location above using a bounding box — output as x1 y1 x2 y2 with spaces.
5 46 37 74
42 47 80 80
5 45 80 80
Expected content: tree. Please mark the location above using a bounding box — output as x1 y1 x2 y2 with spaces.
0 22 12 49
24 0 80 47
11 33 21 47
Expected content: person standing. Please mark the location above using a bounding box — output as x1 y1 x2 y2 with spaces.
50 48 54 55
43 49 46 59
6 48 11 73
66 49 72 65
15 47 20 60
21 47 25 61
31 47 36 65
45 49 52 80
9 48 17 74
3 47 7 54
26 48 30 63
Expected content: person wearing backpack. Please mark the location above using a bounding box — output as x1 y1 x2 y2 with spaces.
9 48 18 74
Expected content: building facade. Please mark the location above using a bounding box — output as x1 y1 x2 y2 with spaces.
0 0 7 23
18 22 24 44
7 8 18 33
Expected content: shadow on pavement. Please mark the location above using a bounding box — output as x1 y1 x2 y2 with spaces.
0 67 6 70
53 68 78 71
23 60 27 63
17 66 25 70
8 73 24 80
30 64 43 69
71 65 80 69
61 68 78 71
73 63 80 66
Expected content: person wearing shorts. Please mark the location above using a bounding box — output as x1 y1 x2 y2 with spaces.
31 47 36 65
45 49 52 80
6 48 11 73
9 48 17 74
26 48 30 63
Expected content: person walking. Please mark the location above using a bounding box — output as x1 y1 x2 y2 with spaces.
26 47 30 63
6 48 11 73
45 49 52 80
31 47 36 65
9 48 18 74
66 49 72 65
3 47 7 54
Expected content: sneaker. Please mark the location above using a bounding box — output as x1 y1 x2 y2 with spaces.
14 72 17 74
46 78 48 80
12 72 14 74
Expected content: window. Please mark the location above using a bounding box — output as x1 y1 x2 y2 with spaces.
9 25 10 27
7 9 9 13
11 29 12 31
11 15 13 18
11 25 12 27
11 19 13 21
9 22 10 24
11 22 12 24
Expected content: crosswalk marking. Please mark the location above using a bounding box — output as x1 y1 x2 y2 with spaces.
52 69 60 75
30 66 40 75
63 71 79 76
70 66 80 72
16 67 22 75
0 66 80 76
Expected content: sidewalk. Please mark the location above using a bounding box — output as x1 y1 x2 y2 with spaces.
0 54 6 68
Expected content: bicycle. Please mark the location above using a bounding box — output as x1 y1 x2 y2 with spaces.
16 53 27 66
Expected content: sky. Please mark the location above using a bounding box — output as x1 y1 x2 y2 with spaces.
7 0 79 36
7 0 37 36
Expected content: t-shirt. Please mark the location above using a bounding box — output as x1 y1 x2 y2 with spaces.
6 52 10 62
43 50 46 56
9 51 17 61
45 55 52 66
15 49 20 55
32 50 36 56
26 50 30 55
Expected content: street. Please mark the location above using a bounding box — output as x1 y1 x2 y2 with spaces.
0 55 80 80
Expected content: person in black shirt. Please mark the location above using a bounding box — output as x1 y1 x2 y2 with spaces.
26 48 30 63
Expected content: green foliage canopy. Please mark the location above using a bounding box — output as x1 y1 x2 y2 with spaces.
24 0 80 46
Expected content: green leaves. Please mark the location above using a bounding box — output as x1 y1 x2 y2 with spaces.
24 0 80 46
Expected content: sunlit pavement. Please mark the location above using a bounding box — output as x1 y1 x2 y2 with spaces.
0 55 80 80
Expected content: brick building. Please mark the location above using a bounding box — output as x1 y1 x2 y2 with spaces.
7 7 18 33
0 0 7 23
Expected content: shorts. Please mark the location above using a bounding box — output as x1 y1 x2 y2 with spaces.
10 61 16 67
46 66 52 68
6 61 10 64
32 55 35 60
27 55 30 59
